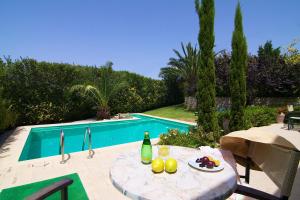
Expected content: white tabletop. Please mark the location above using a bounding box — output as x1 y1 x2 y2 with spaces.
110 146 238 200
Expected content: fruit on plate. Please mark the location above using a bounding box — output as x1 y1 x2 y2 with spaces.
196 156 221 169
207 156 214 162
152 158 164 173
214 159 220 167
165 158 177 173
206 161 214 168
202 156 209 163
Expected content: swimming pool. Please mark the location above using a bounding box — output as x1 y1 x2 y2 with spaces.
19 114 191 161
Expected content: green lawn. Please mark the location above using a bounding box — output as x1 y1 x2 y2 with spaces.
144 104 196 122
0 173 88 200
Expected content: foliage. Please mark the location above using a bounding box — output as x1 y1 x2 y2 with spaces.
159 70 184 105
158 128 216 148
195 0 218 134
0 100 18 132
64 89 95 121
229 2 248 131
258 41 281 61
0 59 18 131
70 63 126 119
245 106 277 128
246 55 259 103
217 106 277 132
24 102 67 124
139 79 167 111
283 39 300 65
2 58 94 124
160 43 200 97
294 106 300 112
1 57 168 126
109 85 143 114
118 71 168 111
217 110 230 131
214 47 300 100
215 51 230 97
255 41 293 97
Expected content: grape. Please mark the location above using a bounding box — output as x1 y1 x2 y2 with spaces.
206 161 214 168
199 162 205 167
202 157 209 164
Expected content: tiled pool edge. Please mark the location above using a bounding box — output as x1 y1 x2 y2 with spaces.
1 113 191 165
136 113 196 126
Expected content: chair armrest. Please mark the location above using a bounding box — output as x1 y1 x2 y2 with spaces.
235 184 280 200
26 178 73 200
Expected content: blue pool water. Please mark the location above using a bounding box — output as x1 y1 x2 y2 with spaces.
19 114 191 161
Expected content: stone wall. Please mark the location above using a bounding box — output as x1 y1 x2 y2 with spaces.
184 96 300 111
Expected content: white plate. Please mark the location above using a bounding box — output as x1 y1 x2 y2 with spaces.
188 157 224 172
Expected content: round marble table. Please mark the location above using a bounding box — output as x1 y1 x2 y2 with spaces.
110 146 238 200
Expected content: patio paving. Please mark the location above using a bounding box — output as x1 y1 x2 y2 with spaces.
0 120 299 200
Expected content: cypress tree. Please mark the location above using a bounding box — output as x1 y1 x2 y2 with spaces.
229 2 248 131
195 0 218 134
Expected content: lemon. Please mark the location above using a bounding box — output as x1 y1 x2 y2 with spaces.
165 158 177 173
151 158 164 173
214 159 221 167
207 156 214 162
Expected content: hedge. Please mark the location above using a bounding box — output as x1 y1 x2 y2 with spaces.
0 58 168 128
218 106 277 134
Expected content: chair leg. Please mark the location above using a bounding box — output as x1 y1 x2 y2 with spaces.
245 157 251 184
61 187 68 200
280 196 289 200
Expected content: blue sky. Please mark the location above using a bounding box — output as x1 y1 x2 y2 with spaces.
1 0 300 78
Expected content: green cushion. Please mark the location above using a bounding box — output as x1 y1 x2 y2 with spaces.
0 173 88 200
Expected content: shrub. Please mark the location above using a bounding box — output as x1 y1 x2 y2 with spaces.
294 106 300 112
1 57 169 126
245 106 277 128
158 128 217 148
109 86 143 114
23 102 69 124
217 106 277 131
0 100 18 132
217 110 230 133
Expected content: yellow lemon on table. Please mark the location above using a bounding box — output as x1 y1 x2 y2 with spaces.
165 158 177 173
151 158 164 173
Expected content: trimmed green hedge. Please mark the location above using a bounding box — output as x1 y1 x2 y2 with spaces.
245 106 277 128
0 58 168 127
218 106 277 133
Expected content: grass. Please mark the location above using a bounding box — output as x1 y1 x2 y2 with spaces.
144 104 196 122
0 173 88 200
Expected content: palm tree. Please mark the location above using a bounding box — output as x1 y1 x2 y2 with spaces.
160 42 200 97
70 62 125 120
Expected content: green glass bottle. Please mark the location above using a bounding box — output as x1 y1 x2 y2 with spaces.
141 131 152 164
